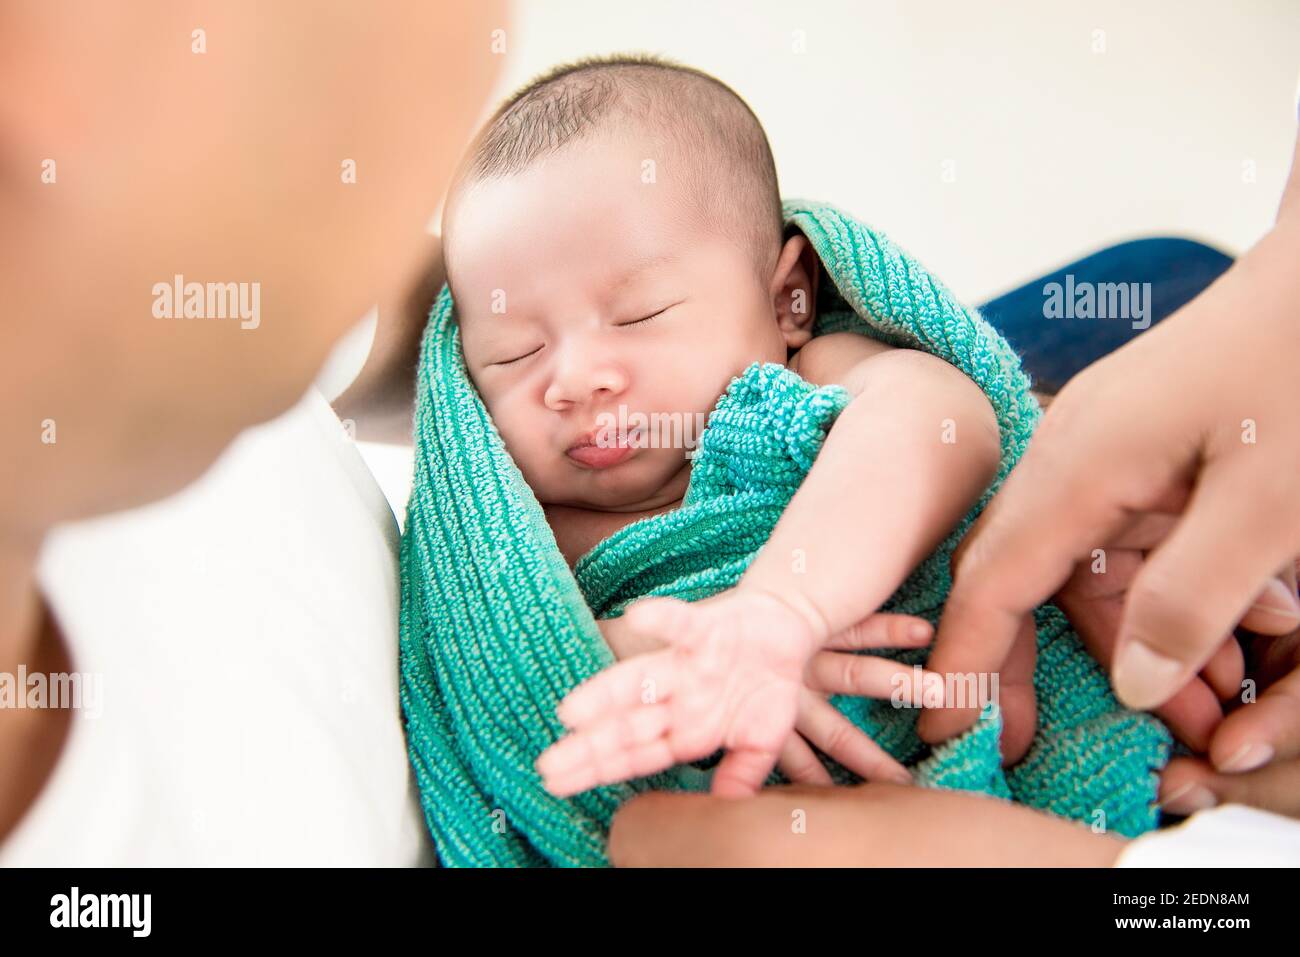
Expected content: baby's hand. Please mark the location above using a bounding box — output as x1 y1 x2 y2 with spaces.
781 614 943 786
538 589 827 798
596 606 945 787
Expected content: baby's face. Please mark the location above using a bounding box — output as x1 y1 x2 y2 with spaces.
447 133 788 512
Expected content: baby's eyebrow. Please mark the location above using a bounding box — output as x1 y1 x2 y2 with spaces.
609 251 678 293
463 251 678 334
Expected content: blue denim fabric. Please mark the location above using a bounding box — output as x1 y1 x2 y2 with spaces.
978 238 1234 392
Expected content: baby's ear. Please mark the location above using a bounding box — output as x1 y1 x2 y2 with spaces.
770 233 820 349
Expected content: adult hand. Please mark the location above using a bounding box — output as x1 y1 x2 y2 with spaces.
1160 623 1300 817
918 208 1300 758
608 781 1123 866
1014 540 1297 757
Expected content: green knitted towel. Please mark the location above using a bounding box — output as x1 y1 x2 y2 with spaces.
399 198 1172 867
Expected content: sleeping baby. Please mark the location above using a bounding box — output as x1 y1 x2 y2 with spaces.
439 54 1054 800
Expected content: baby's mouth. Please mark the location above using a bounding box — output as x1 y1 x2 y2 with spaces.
565 428 644 470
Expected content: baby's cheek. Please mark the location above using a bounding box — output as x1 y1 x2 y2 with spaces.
497 419 559 491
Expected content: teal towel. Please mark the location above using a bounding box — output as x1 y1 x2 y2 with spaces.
399 199 1172 867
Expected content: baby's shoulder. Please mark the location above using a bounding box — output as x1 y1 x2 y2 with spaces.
788 332 898 389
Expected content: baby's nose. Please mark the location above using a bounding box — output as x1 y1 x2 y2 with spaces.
543 350 629 410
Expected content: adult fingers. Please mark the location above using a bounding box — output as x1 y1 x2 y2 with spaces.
1113 457 1299 711
1061 561 1227 751
1208 642 1300 772
1199 638 1245 703
1249 627 1300 689
919 418 1138 744
994 621 1039 765
924 391 1147 715
920 608 1038 748
1237 568 1300 635
1161 754 1300 819
1053 540 1274 751
1104 510 1180 550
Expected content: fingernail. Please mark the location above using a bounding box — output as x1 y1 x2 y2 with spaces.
1249 579 1300 620
1218 742 1274 774
889 768 914 785
1161 782 1218 815
1113 641 1184 710
908 622 932 642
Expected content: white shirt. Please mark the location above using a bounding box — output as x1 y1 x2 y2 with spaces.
1117 805 1300 867
0 389 431 866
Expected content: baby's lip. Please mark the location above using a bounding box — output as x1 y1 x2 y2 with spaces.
566 427 642 452
566 429 599 452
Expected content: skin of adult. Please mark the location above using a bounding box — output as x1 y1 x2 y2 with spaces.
609 782 1124 867
0 0 505 844
919 127 1300 790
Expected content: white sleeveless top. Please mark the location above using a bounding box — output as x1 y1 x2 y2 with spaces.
0 389 431 866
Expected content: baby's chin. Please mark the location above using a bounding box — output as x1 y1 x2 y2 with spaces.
542 452 688 513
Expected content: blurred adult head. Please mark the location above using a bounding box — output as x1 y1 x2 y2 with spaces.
0 0 505 539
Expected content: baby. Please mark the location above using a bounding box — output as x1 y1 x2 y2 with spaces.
441 55 1009 798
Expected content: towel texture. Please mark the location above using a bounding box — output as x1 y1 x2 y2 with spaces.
399 199 1171 867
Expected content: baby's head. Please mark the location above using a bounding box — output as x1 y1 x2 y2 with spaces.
443 55 820 513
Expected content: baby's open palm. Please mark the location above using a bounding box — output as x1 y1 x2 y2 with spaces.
537 590 824 797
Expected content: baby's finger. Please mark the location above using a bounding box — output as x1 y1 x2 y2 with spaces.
823 613 932 651
542 737 681 797
624 596 710 653
805 652 944 706
555 650 679 730
776 735 834 787
537 703 674 796
794 695 911 785
710 747 779 798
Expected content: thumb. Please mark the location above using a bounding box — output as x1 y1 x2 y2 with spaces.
624 597 704 650
1113 458 1295 710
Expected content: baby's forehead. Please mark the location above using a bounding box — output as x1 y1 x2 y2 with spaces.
449 131 694 220
445 158 712 286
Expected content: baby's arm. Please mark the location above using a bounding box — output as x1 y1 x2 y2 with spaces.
538 334 1004 798
739 333 1002 640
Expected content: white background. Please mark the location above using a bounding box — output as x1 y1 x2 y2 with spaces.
332 0 1300 521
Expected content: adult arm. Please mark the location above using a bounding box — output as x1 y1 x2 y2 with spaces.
332 234 446 445
608 782 1124 867
919 129 1300 769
